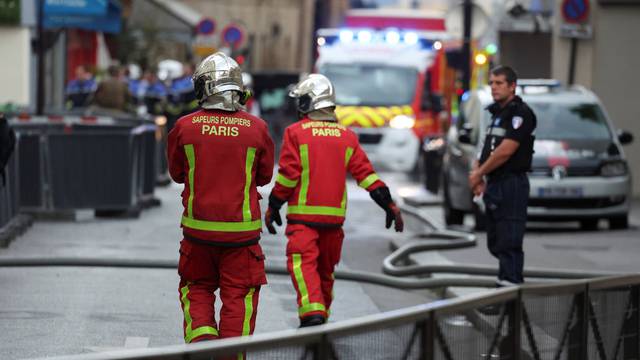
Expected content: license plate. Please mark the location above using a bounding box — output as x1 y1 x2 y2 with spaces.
537 187 583 198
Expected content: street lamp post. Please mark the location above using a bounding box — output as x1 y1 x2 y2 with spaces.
461 0 472 92
36 0 45 115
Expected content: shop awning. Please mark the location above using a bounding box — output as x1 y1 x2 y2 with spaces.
43 0 122 34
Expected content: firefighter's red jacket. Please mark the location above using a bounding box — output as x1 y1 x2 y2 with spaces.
168 109 275 246
271 117 385 226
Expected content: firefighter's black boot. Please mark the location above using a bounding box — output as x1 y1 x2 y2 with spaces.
299 314 325 328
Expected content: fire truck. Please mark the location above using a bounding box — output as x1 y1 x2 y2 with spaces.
315 9 452 172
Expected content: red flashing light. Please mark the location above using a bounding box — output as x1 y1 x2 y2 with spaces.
456 88 464 96
235 55 245 65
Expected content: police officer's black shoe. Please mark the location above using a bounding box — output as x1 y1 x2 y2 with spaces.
299 314 325 328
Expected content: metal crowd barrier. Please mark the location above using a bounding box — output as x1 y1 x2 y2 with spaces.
9 115 159 215
33 274 639 360
0 144 31 247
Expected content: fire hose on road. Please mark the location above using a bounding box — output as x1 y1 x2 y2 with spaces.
0 205 620 289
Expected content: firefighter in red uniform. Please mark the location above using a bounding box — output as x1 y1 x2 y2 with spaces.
167 52 275 347
265 74 404 327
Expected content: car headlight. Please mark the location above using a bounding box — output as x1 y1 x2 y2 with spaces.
389 115 415 129
601 161 628 177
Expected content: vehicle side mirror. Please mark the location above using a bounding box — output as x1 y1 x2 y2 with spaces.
458 123 473 144
618 129 633 145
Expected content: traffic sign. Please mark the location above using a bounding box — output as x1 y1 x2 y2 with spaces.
560 0 592 38
561 0 590 24
196 18 216 35
221 24 245 48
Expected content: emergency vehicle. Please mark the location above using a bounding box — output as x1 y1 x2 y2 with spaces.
315 9 451 172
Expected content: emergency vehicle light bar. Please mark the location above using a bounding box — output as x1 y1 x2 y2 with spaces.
316 28 444 50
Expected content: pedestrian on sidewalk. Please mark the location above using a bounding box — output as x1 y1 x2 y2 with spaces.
167 52 275 348
265 74 404 327
468 65 537 286
92 65 132 112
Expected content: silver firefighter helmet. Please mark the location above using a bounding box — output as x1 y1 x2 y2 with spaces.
193 52 244 109
289 73 336 114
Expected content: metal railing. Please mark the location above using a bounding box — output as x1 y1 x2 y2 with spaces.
30 274 639 360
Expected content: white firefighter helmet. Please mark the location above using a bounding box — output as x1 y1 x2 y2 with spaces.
289 73 336 114
192 52 243 106
157 59 183 82
241 72 253 90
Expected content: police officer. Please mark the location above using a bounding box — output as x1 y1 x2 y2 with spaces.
65 65 97 109
167 52 274 350
468 65 536 286
265 74 403 327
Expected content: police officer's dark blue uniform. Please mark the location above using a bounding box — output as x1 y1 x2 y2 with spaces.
65 77 97 109
479 95 536 284
469 66 537 286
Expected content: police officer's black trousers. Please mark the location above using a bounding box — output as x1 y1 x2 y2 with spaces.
483 173 529 284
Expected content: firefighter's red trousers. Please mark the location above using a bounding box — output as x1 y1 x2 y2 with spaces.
177 239 267 344
285 224 344 320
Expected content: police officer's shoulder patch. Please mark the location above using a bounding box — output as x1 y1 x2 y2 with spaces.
512 116 523 129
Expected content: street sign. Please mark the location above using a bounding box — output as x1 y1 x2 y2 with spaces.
560 0 592 39
561 0 590 23
196 18 215 35
221 24 245 48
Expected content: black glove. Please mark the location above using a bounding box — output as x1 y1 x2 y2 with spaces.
265 194 285 234
369 186 404 232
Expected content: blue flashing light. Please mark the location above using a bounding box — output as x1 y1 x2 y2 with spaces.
357 30 372 43
419 39 433 49
404 32 418 45
461 91 470 102
339 30 354 43
386 30 400 44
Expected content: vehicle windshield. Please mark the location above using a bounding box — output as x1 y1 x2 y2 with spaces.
528 102 612 140
320 64 418 106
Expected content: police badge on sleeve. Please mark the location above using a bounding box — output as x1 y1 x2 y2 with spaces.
512 116 523 129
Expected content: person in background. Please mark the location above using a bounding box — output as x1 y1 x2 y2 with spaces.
92 65 132 112
65 65 97 109
138 69 168 115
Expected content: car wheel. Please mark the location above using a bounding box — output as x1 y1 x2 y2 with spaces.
443 183 464 226
608 215 629 230
579 219 599 231
473 203 486 231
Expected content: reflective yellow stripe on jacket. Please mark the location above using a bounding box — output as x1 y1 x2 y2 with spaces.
181 145 262 232
287 146 357 217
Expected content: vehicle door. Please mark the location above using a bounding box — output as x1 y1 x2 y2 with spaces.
445 93 483 210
